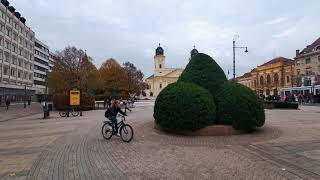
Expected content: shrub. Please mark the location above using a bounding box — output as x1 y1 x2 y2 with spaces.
154 82 216 131
215 82 265 130
178 53 228 96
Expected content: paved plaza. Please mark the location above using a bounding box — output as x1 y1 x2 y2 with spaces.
0 101 320 180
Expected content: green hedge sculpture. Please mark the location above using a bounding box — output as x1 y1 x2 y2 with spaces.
178 53 228 96
215 82 265 130
154 82 216 131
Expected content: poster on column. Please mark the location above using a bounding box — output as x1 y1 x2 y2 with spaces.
69 89 80 106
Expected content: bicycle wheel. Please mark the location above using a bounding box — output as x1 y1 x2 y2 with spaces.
59 111 67 117
101 123 113 139
71 110 79 117
120 124 133 142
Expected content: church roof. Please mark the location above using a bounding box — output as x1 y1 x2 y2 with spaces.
146 74 154 80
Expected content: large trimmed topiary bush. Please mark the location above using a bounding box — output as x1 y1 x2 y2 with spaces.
154 82 216 131
178 53 228 96
215 82 265 130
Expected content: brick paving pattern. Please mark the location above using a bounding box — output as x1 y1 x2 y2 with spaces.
0 101 319 179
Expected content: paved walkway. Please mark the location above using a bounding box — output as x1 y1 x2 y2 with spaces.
0 103 43 122
0 102 319 179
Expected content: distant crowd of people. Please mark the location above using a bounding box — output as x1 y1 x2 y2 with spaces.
261 93 320 104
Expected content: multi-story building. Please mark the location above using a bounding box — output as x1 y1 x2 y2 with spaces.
0 0 35 105
48 52 56 72
294 37 320 87
251 57 294 96
34 39 49 95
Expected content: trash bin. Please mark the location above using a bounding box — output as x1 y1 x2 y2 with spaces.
48 103 53 111
43 105 50 119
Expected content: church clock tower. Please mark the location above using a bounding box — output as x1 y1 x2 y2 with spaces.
154 43 166 76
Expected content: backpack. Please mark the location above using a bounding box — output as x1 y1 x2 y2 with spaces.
104 108 111 118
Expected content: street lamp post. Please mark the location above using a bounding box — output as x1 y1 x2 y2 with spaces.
233 35 248 80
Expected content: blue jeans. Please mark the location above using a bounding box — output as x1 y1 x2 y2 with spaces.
109 116 118 132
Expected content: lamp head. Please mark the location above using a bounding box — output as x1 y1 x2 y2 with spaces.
245 47 248 53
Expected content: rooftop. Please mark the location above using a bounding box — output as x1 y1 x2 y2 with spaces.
259 57 294 67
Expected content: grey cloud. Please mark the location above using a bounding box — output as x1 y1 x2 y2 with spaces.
9 0 320 78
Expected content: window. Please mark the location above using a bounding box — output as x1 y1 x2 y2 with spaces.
4 67 8 75
10 68 15 76
18 71 21 78
24 72 27 79
19 49 22 55
12 44 16 53
318 56 320 63
305 57 311 64
29 73 32 80
0 10 3 18
274 73 279 84
4 52 9 62
12 56 16 65
160 83 162 89
6 28 11 37
286 76 290 83
18 59 22 67
297 69 300 75
267 74 271 85
13 33 17 41
159 64 162 69
260 76 264 85
306 68 312 75
14 22 18 29
5 41 10 49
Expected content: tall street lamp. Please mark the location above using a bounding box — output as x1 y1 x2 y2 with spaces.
233 35 248 80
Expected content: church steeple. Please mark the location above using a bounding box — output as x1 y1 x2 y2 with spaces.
190 45 199 57
155 43 164 56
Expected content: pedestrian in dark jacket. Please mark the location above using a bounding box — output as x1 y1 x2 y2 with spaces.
5 99 10 110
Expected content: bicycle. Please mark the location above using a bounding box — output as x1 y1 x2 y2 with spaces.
101 114 134 142
59 107 80 117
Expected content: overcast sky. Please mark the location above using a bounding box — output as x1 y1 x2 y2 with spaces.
10 0 320 78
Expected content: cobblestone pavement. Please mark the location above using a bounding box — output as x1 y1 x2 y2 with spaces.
0 103 43 122
0 101 319 180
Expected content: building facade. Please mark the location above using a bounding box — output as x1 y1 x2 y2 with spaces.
294 37 320 87
0 0 35 105
250 57 294 96
236 72 252 89
34 38 49 94
145 44 198 96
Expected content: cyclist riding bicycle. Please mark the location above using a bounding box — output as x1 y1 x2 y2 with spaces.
105 100 127 136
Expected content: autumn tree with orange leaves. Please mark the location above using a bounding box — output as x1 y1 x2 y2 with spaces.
97 58 129 97
48 47 98 94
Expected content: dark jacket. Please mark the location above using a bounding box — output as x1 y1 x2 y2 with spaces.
105 106 125 118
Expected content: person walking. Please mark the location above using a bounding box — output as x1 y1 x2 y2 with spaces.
5 98 10 110
123 99 132 113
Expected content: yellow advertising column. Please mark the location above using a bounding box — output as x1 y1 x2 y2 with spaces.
69 89 81 106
